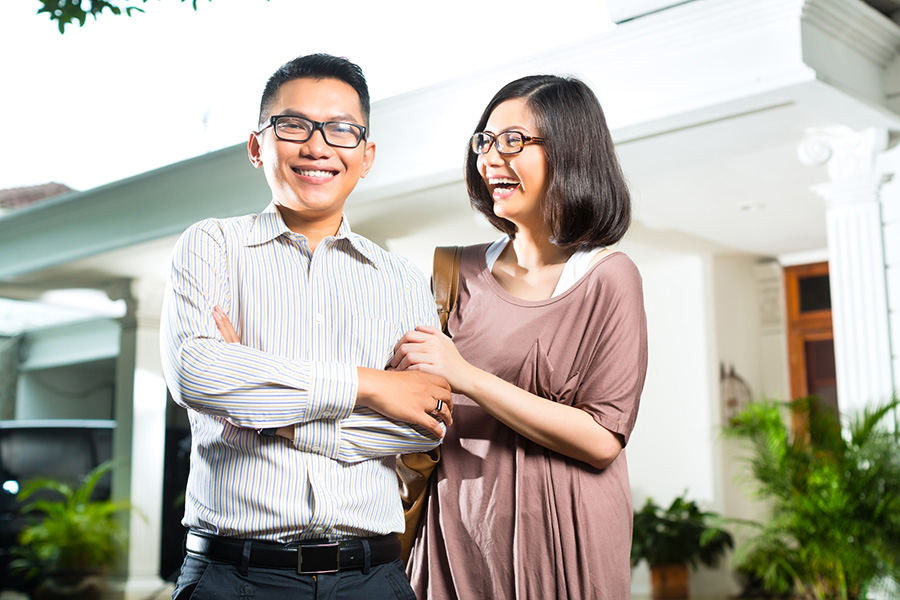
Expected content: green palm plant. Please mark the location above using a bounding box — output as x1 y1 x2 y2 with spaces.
9 460 131 581
726 395 900 600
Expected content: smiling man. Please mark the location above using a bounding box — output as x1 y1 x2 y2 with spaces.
160 54 451 599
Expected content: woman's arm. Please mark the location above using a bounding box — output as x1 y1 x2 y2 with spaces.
392 325 623 469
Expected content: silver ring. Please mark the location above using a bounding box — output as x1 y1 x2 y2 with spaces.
434 398 443 413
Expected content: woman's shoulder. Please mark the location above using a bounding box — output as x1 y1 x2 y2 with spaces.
586 250 644 294
455 242 493 267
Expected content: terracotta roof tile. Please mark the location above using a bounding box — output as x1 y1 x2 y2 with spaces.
0 183 76 212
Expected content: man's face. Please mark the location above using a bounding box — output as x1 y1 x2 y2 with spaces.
248 77 375 224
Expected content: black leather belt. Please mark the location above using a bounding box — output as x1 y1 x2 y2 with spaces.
185 530 400 574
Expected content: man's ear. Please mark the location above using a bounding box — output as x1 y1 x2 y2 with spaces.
248 132 263 168
359 141 376 179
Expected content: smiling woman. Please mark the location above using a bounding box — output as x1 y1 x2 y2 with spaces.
396 73 647 600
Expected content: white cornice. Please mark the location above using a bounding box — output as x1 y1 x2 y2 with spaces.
371 0 816 120
802 0 900 66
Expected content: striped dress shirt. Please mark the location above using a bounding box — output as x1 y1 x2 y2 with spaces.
160 202 442 543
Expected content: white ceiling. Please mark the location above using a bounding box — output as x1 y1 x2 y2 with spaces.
618 102 834 257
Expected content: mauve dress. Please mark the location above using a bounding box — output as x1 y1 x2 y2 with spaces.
407 244 648 600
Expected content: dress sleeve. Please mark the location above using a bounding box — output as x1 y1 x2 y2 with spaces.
160 220 356 429
573 255 648 446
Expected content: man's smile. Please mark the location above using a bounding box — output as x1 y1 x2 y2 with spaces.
292 167 338 181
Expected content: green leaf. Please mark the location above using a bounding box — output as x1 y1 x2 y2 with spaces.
725 395 900 598
9 460 132 572
631 491 734 570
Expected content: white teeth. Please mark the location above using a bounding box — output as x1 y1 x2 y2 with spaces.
296 169 335 178
489 178 519 186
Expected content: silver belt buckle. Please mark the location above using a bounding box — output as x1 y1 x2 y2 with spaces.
297 541 341 574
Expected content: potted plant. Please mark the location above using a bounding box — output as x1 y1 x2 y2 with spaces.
8 460 131 600
631 491 734 599
725 395 900 600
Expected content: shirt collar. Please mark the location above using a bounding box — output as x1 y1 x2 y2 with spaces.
245 202 290 246
245 201 378 265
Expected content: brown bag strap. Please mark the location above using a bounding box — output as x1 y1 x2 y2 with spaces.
433 246 462 335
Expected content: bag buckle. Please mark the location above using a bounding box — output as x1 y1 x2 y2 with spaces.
297 541 341 574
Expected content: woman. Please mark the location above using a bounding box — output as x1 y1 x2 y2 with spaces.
391 75 648 599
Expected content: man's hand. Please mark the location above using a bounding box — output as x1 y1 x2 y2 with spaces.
357 368 452 439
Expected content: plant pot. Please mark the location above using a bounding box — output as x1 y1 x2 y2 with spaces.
32 568 107 600
650 563 689 599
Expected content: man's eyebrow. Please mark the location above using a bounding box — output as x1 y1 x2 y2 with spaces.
279 108 363 124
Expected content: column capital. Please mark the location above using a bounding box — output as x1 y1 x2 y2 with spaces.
106 278 164 330
798 126 889 182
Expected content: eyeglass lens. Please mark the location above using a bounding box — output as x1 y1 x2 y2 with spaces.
471 132 527 155
274 116 364 148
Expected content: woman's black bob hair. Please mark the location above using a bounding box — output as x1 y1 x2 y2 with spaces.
465 75 631 249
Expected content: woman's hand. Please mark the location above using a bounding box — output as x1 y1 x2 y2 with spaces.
390 325 475 394
212 305 293 440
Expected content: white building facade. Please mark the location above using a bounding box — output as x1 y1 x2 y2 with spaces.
0 0 897 596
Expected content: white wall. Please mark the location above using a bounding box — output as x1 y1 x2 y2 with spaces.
709 254 781 596
712 254 774 517
623 232 722 597
622 229 717 502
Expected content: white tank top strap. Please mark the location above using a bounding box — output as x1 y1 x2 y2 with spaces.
484 236 508 271
551 247 605 296
484 236 606 298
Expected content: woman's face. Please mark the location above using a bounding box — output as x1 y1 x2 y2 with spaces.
477 98 548 230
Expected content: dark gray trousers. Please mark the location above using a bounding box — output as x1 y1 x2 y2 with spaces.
172 555 416 600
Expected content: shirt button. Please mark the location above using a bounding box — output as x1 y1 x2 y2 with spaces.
311 444 321 452
315 313 324 323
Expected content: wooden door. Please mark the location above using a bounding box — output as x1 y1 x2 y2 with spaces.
784 262 838 430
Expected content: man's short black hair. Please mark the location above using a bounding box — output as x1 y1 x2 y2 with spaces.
465 75 631 249
258 53 370 130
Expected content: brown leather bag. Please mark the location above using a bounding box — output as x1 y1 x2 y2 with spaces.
396 245 462 564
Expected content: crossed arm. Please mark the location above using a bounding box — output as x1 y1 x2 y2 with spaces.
212 305 452 441
160 221 452 463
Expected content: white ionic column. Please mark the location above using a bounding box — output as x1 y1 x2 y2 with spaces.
107 278 168 599
798 126 895 415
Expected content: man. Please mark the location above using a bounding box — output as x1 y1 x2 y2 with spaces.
160 53 452 599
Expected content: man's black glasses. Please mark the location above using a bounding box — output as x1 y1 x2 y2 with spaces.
259 115 367 148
